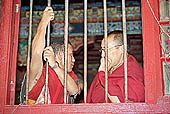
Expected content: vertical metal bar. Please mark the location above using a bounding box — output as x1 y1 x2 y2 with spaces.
122 0 128 102
84 0 88 103
64 0 69 104
103 0 108 103
26 0 33 104
44 0 51 104
47 0 51 47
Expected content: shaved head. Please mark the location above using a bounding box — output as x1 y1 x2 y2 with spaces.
101 31 123 48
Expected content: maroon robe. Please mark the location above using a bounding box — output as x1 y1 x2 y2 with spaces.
28 65 78 104
87 55 145 103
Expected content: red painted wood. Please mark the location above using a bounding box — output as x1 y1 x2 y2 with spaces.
161 57 170 62
3 96 170 114
142 0 163 104
0 0 20 113
0 0 14 110
159 21 169 25
8 0 21 105
0 0 170 113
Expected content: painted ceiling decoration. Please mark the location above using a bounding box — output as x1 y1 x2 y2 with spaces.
18 1 141 66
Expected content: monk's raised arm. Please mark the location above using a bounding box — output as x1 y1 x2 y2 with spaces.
29 7 54 90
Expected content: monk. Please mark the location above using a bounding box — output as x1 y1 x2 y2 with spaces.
87 31 145 103
28 7 82 104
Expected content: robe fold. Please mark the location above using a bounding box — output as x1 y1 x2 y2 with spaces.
28 65 78 104
87 55 145 103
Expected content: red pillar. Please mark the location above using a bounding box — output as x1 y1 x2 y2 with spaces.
142 0 163 104
0 0 20 113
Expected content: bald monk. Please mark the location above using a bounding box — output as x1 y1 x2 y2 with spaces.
87 31 145 103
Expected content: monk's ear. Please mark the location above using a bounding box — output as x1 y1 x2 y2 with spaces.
57 51 64 61
119 45 124 52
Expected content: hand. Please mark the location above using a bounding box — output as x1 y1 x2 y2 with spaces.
98 58 105 71
108 94 120 103
77 83 83 95
98 57 112 72
41 6 54 25
43 46 56 67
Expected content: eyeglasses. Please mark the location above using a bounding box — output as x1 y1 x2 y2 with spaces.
99 44 122 53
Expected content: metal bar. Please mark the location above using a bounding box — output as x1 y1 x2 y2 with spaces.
44 0 51 104
84 0 88 103
122 0 128 102
47 0 51 7
103 0 108 103
64 0 69 104
25 0 33 104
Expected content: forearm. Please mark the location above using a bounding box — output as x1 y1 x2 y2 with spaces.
29 6 54 91
53 67 79 95
29 15 49 86
32 7 53 55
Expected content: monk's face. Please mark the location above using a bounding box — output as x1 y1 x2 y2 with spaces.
101 36 123 71
59 44 75 72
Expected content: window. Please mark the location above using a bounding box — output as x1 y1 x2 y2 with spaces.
159 0 170 95
17 0 144 104
0 0 170 113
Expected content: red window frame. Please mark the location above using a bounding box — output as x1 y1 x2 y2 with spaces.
0 0 170 113
142 0 164 104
